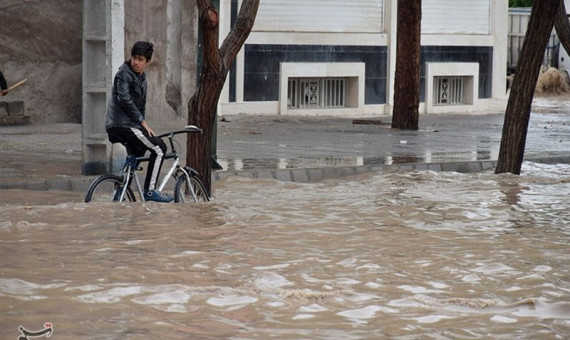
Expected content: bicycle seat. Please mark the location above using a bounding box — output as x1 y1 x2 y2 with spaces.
184 125 202 133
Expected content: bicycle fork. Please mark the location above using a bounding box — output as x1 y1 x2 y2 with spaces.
117 156 145 202
156 158 199 201
180 166 200 202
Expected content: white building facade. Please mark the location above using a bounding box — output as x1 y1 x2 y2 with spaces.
217 0 508 117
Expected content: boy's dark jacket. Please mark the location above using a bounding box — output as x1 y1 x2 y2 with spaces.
106 61 147 130
0 71 7 90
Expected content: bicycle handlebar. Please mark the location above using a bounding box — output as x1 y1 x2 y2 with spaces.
156 125 203 139
156 125 203 155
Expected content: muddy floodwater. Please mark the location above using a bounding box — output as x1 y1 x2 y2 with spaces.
1 162 569 339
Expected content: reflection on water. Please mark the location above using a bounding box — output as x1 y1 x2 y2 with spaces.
1 162 569 339
218 141 499 171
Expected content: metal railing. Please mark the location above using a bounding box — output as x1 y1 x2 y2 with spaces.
434 76 465 105
288 77 347 109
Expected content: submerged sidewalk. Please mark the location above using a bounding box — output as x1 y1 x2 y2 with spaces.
1 106 569 194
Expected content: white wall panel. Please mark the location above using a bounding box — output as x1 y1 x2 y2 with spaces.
423 0 490 34
253 0 384 33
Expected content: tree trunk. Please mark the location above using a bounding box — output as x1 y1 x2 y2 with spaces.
555 0 570 54
391 0 421 130
186 0 259 195
495 0 559 175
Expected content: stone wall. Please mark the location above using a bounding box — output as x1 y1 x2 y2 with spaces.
0 0 82 124
0 0 198 124
124 0 199 122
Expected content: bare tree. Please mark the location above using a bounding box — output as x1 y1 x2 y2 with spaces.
495 0 560 174
555 1 570 53
391 0 421 130
186 0 259 194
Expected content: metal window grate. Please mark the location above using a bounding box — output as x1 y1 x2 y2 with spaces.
288 78 347 109
434 77 465 105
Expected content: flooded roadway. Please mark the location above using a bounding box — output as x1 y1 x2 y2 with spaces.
1 162 569 339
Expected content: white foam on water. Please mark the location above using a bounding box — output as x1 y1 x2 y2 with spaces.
491 315 517 323
266 301 286 307
254 263 290 270
356 263 381 270
161 304 188 313
336 258 358 267
388 298 424 308
472 263 515 274
365 282 382 289
171 250 201 257
337 305 399 321
462 274 481 283
253 272 294 290
132 290 191 305
0 221 14 230
532 265 552 272
206 295 258 307
64 285 102 292
299 304 328 313
415 314 454 324
16 220 48 229
335 278 361 285
0 278 66 296
428 281 449 289
398 285 444 294
123 240 148 245
77 286 143 303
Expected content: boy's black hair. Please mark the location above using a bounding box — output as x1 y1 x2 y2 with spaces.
131 41 154 61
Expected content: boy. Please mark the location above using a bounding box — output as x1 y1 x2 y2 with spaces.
105 41 173 203
0 70 8 96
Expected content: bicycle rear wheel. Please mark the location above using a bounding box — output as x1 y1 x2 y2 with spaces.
174 175 210 203
85 174 136 203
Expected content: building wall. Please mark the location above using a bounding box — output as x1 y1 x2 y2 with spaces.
253 0 384 33
0 0 83 124
243 45 387 104
219 0 508 116
122 0 199 121
420 46 494 102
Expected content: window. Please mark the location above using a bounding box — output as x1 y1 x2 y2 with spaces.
288 78 347 109
434 76 465 105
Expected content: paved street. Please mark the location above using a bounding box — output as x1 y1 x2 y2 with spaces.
1 97 569 192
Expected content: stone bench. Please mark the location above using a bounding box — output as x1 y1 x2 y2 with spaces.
0 101 30 126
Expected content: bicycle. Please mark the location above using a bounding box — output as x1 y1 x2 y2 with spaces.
84 125 210 203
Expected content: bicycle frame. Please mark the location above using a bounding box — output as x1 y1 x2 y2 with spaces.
115 126 202 202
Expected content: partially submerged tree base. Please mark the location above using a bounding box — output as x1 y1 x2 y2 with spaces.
186 0 259 195
496 0 562 175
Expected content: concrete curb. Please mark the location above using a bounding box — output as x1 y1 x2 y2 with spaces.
212 160 499 183
2 156 568 193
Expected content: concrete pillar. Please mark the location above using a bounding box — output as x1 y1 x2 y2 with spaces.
491 0 508 102
82 0 125 175
166 0 183 115
385 0 397 115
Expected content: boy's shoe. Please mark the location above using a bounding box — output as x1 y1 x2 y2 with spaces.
145 190 174 203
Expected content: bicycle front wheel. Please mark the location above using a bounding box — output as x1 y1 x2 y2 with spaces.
174 175 210 203
85 174 136 203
